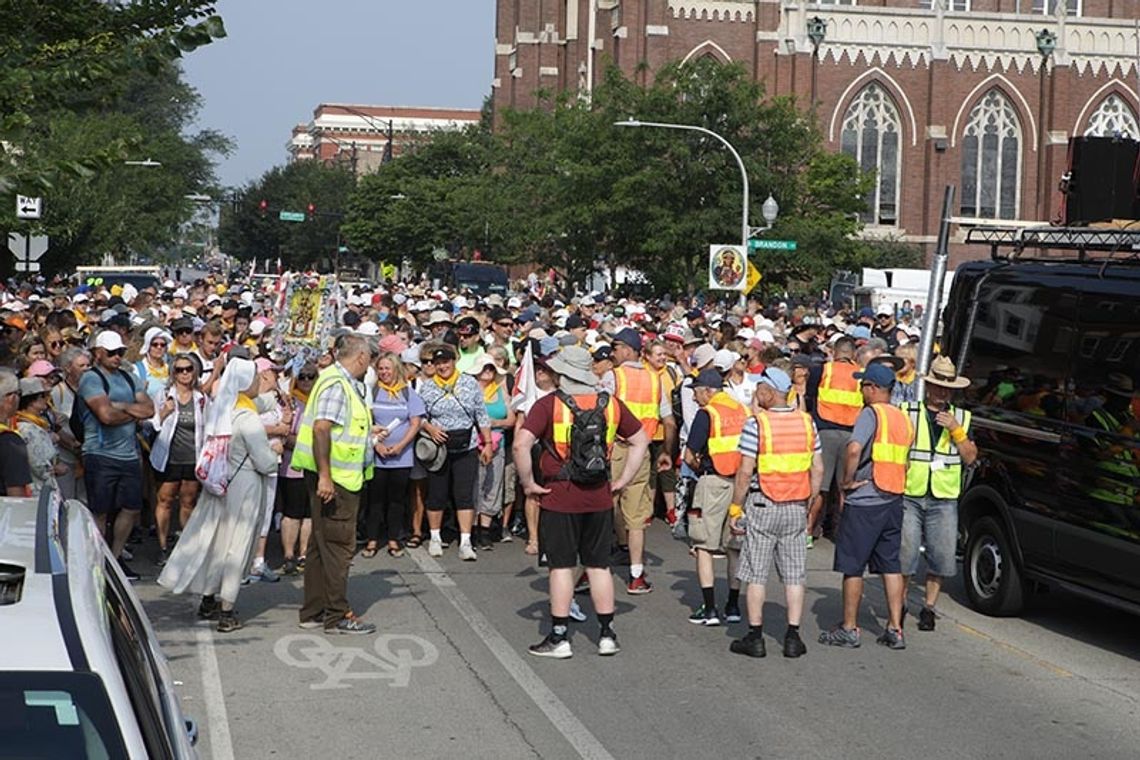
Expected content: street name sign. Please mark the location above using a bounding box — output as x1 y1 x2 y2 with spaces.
16 195 42 220
279 211 306 222
748 239 797 252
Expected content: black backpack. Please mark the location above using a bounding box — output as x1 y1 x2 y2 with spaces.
69 368 138 445
549 390 612 485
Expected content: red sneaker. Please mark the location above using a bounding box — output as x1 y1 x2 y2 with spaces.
665 508 678 527
574 572 590 594
627 575 653 595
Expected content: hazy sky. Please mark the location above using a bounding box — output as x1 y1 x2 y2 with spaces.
183 0 495 188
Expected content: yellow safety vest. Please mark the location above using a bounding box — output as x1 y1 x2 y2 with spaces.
290 365 374 492
903 402 970 499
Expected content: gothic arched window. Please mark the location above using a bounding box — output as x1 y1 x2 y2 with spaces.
840 83 902 225
1084 94 1138 139
960 89 1021 220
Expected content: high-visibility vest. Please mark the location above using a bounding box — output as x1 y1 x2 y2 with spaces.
290 365 374 492
817 360 862 427
551 393 620 460
704 391 747 477
614 364 661 438
903 402 971 499
754 409 815 502
651 363 681 442
869 403 913 495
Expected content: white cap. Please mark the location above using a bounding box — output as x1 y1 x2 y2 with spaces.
507 296 523 309
249 318 268 337
392 293 407 305
173 288 188 299
206 293 221 304
713 349 740 372
876 303 894 316
754 329 775 344
95 331 125 351
163 279 175 289
241 291 255 305
737 327 755 341
691 344 717 369
452 295 469 309
73 293 89 303
579 295 597 307
356 321 380 336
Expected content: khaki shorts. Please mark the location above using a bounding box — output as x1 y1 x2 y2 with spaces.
687 474 740 552
612 443 652 531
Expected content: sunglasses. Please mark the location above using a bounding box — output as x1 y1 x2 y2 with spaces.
107 348 126 358
48 340 62 349
151 341 168 348
174 328 193 336
174 366 195 374
495 321 513 328
298 373 317 381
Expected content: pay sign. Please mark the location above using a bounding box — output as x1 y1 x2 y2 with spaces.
16 196 43 220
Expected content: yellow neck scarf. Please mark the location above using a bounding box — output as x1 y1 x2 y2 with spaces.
15 410 50 431
482 381 501 404
235 394 257 413
146 355 169 379
291 388 309 406
378 380 407 400
433 371 459 390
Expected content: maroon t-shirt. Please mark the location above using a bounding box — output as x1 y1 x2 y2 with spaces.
522 392 643 514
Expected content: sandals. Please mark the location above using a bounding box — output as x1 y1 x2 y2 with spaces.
361 543 379 558
387 545 405 558
405 535 423 549
524 542 539 556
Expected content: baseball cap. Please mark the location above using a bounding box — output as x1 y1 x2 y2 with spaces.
565 314 586 330
757 367 792 393
853 362 896 387
94 331 125 352
849 325 872 341
456 317 481 336
25 359 61 379
713 349 740 373
691 343 716 370
692 368 724 389
875 303 894 317
612 327 642 353
591 343 614 362
254 357 282 374
857 307 875 319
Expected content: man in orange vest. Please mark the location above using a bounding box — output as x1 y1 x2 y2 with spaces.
514 346 648 659
683 368 748 626
805 336 861 544
605 328 675 595
726 367 822 659
819 362 915 651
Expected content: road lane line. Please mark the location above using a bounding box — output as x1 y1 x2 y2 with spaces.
954 622 1074 678
409 549 616 760
195 626 236 760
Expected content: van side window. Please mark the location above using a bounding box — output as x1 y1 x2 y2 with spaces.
962 273 1076 421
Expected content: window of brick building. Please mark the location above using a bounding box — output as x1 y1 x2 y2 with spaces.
1030 0 1079 15
840 83 901 226
919 0 969 11
1084 94 1139 139
960 89 1021 220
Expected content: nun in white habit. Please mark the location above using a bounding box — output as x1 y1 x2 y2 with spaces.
157 357 282 632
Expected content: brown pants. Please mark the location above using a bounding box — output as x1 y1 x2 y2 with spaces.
300 472 361 628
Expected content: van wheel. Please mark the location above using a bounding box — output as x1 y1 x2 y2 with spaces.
963 515 1024 616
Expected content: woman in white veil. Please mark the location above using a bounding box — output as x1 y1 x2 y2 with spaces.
158 357 284 632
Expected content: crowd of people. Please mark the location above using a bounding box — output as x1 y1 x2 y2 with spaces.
0 273 979 656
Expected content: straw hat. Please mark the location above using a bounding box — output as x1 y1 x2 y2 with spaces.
924 355 970 389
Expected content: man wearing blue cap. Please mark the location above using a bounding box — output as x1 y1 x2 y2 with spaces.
727 367 821 658
819 362 914 651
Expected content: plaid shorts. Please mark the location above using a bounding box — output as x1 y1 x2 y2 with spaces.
735 492 809 586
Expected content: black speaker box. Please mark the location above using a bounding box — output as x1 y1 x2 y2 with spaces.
1056 136 1140 225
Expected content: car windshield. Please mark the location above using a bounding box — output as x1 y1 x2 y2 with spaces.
0 671 127 760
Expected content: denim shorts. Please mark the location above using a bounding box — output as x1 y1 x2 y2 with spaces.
832 499 903 576
900 495 959 577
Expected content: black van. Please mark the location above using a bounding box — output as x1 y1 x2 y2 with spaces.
941 257 1140 617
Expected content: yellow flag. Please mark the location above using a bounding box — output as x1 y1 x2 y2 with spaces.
745 261 762 294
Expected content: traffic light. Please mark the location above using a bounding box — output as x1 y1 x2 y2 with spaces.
258 199 268 216
307 202 316 220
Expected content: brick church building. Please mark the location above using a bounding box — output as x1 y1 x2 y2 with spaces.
492 1 1140 263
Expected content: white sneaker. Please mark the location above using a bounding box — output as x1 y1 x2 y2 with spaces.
428 538 443 557
459 543 477 561
568 599 587 622
598 633 620 656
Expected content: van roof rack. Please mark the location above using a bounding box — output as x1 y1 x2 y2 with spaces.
965 225 1140 263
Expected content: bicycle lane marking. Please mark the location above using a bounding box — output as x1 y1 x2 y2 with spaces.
408 548 617 760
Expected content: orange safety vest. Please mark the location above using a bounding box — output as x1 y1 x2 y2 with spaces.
704 391 747 477
754 409 815 502
650 363 681 442
869 403 914 494
614 365 661 438
817 360 862 427
551 393 620 460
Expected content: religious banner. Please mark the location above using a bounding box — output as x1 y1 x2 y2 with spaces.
708 244 747 291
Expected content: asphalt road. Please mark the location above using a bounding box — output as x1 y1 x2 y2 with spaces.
135 522 1140 760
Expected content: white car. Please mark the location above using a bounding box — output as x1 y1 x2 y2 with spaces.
0 487 198 758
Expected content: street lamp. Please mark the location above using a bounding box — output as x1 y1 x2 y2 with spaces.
616 119 772 306
762 194 779 227
331 105 395 164
1034 28 1056 219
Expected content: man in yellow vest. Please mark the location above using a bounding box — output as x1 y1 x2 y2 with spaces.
644 338 682 527
805 336 862 544
292 334 377 635
605 328 675 595
727 367 821 658
820 362 914 650
683 368 748 627
901 355 976 632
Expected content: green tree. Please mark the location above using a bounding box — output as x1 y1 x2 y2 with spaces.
0 1 225 195
219 161 355 269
